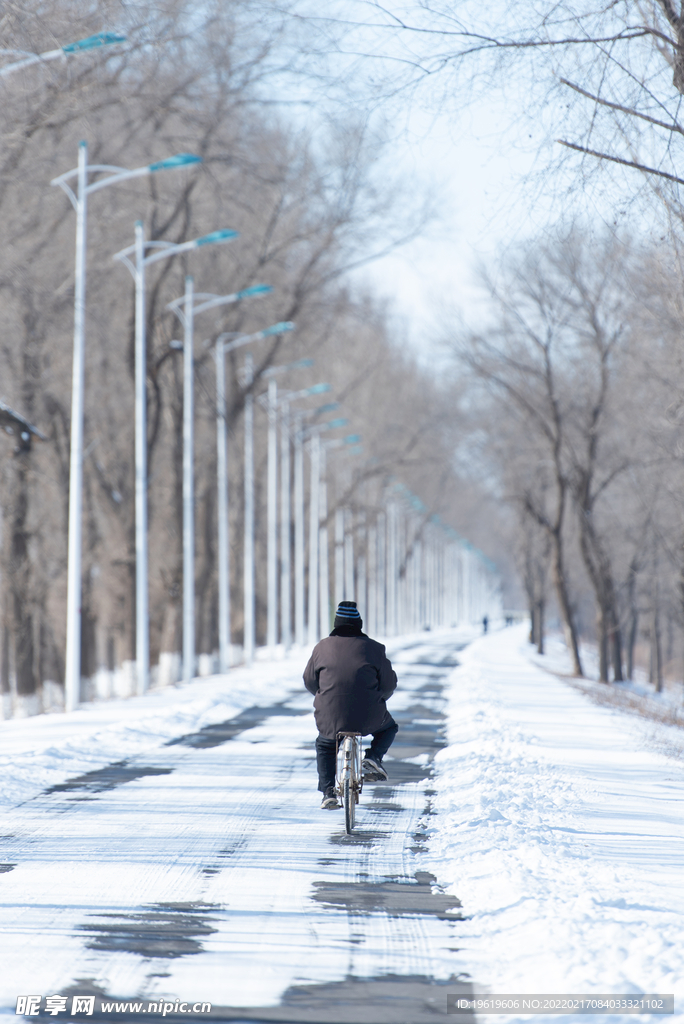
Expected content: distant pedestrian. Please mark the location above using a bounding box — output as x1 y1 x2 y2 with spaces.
304 601 398 809
482 615 488 634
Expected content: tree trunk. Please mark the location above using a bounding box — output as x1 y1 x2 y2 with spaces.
1 600 10 697
0 619 10 719
597 606 609 682
577 510 623 683
649 601 663 692
10 459 36 698
610 609 623 682
626 609 638 680
551 527 583 676
196 476 217 658
536 595 545 655
625 558 638 680
13 598 35 697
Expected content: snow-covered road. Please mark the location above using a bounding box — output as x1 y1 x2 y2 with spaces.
0 631 475 1023
1 625 683 1024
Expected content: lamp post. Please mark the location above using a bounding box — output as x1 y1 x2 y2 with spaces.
53 144 203 711
1 35 124 711
279 395 291 652
293 411 305 647
114 226 242 694
0 32 126 78
367 522 377 636
168 286 285 683
386 500 398 637
305 417 348 645
182 277 195 685
266 378 278 651
322 435 361 633
212 323 295 667
334 506 344 609
277 379 329 652
307 430 321 647
345 509 355 601
243 351 255 667
209 292 276 674
319 443 330 638
377 510 386 636
291 402 338 647
258 372 329 652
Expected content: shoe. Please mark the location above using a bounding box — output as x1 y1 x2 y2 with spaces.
362 755 388 782
320 788 341 809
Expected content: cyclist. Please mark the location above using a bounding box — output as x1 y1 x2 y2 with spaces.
303 600 398 809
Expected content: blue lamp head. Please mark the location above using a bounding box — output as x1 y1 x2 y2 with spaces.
344 434 361 444
307 383 331 395
62 32 127 52
237 284 272 299
149 153 203 173
327 418 348 429
263 321 295 337
196 229 239 246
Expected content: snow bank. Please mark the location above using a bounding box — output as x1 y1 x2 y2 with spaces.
427 624 684 1021
0 651 310 808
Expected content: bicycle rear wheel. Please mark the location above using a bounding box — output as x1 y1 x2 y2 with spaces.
344 777 355 834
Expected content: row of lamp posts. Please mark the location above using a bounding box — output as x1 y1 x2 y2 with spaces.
53 138 295 709
247 397 501 650
1 33 500 713
1 31 307 707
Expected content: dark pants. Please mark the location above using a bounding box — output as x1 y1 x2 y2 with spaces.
315 719 399 793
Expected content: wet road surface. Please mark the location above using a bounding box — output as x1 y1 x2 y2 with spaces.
1 635 474 1023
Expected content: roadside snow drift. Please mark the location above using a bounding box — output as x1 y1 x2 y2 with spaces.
427 625 684 1021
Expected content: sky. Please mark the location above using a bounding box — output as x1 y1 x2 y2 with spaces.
265 1 563 360
355 95 544 352
266 0 665 363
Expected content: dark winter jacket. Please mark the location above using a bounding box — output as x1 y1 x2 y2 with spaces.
303 626 397 739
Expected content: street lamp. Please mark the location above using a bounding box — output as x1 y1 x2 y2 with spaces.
290 402 339 647
258 375 330 652
168 284 286 683
212 294 276 674
320 434 361 638
0 32 126 78
277 379 330 653
114 230 245 694
233 325 296 665
304 416 348 646
52 143 203 711
193 321 294 672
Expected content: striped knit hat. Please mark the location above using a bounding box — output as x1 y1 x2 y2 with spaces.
334 600 363 629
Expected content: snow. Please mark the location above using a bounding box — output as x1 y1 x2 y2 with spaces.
425 625 684 1022
0 624 682 1022
0 657 313 807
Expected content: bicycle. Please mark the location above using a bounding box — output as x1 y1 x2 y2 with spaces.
336 731 363 834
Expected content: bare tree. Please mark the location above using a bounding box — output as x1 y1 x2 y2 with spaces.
451 246 585 676
0 0 463 713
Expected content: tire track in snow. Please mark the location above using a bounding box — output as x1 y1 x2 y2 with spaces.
1 635 476 1023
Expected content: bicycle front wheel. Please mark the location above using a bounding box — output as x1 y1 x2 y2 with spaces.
344 777 355 834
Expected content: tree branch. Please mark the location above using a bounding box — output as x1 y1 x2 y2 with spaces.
559 77 684 136
557 139 684 185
